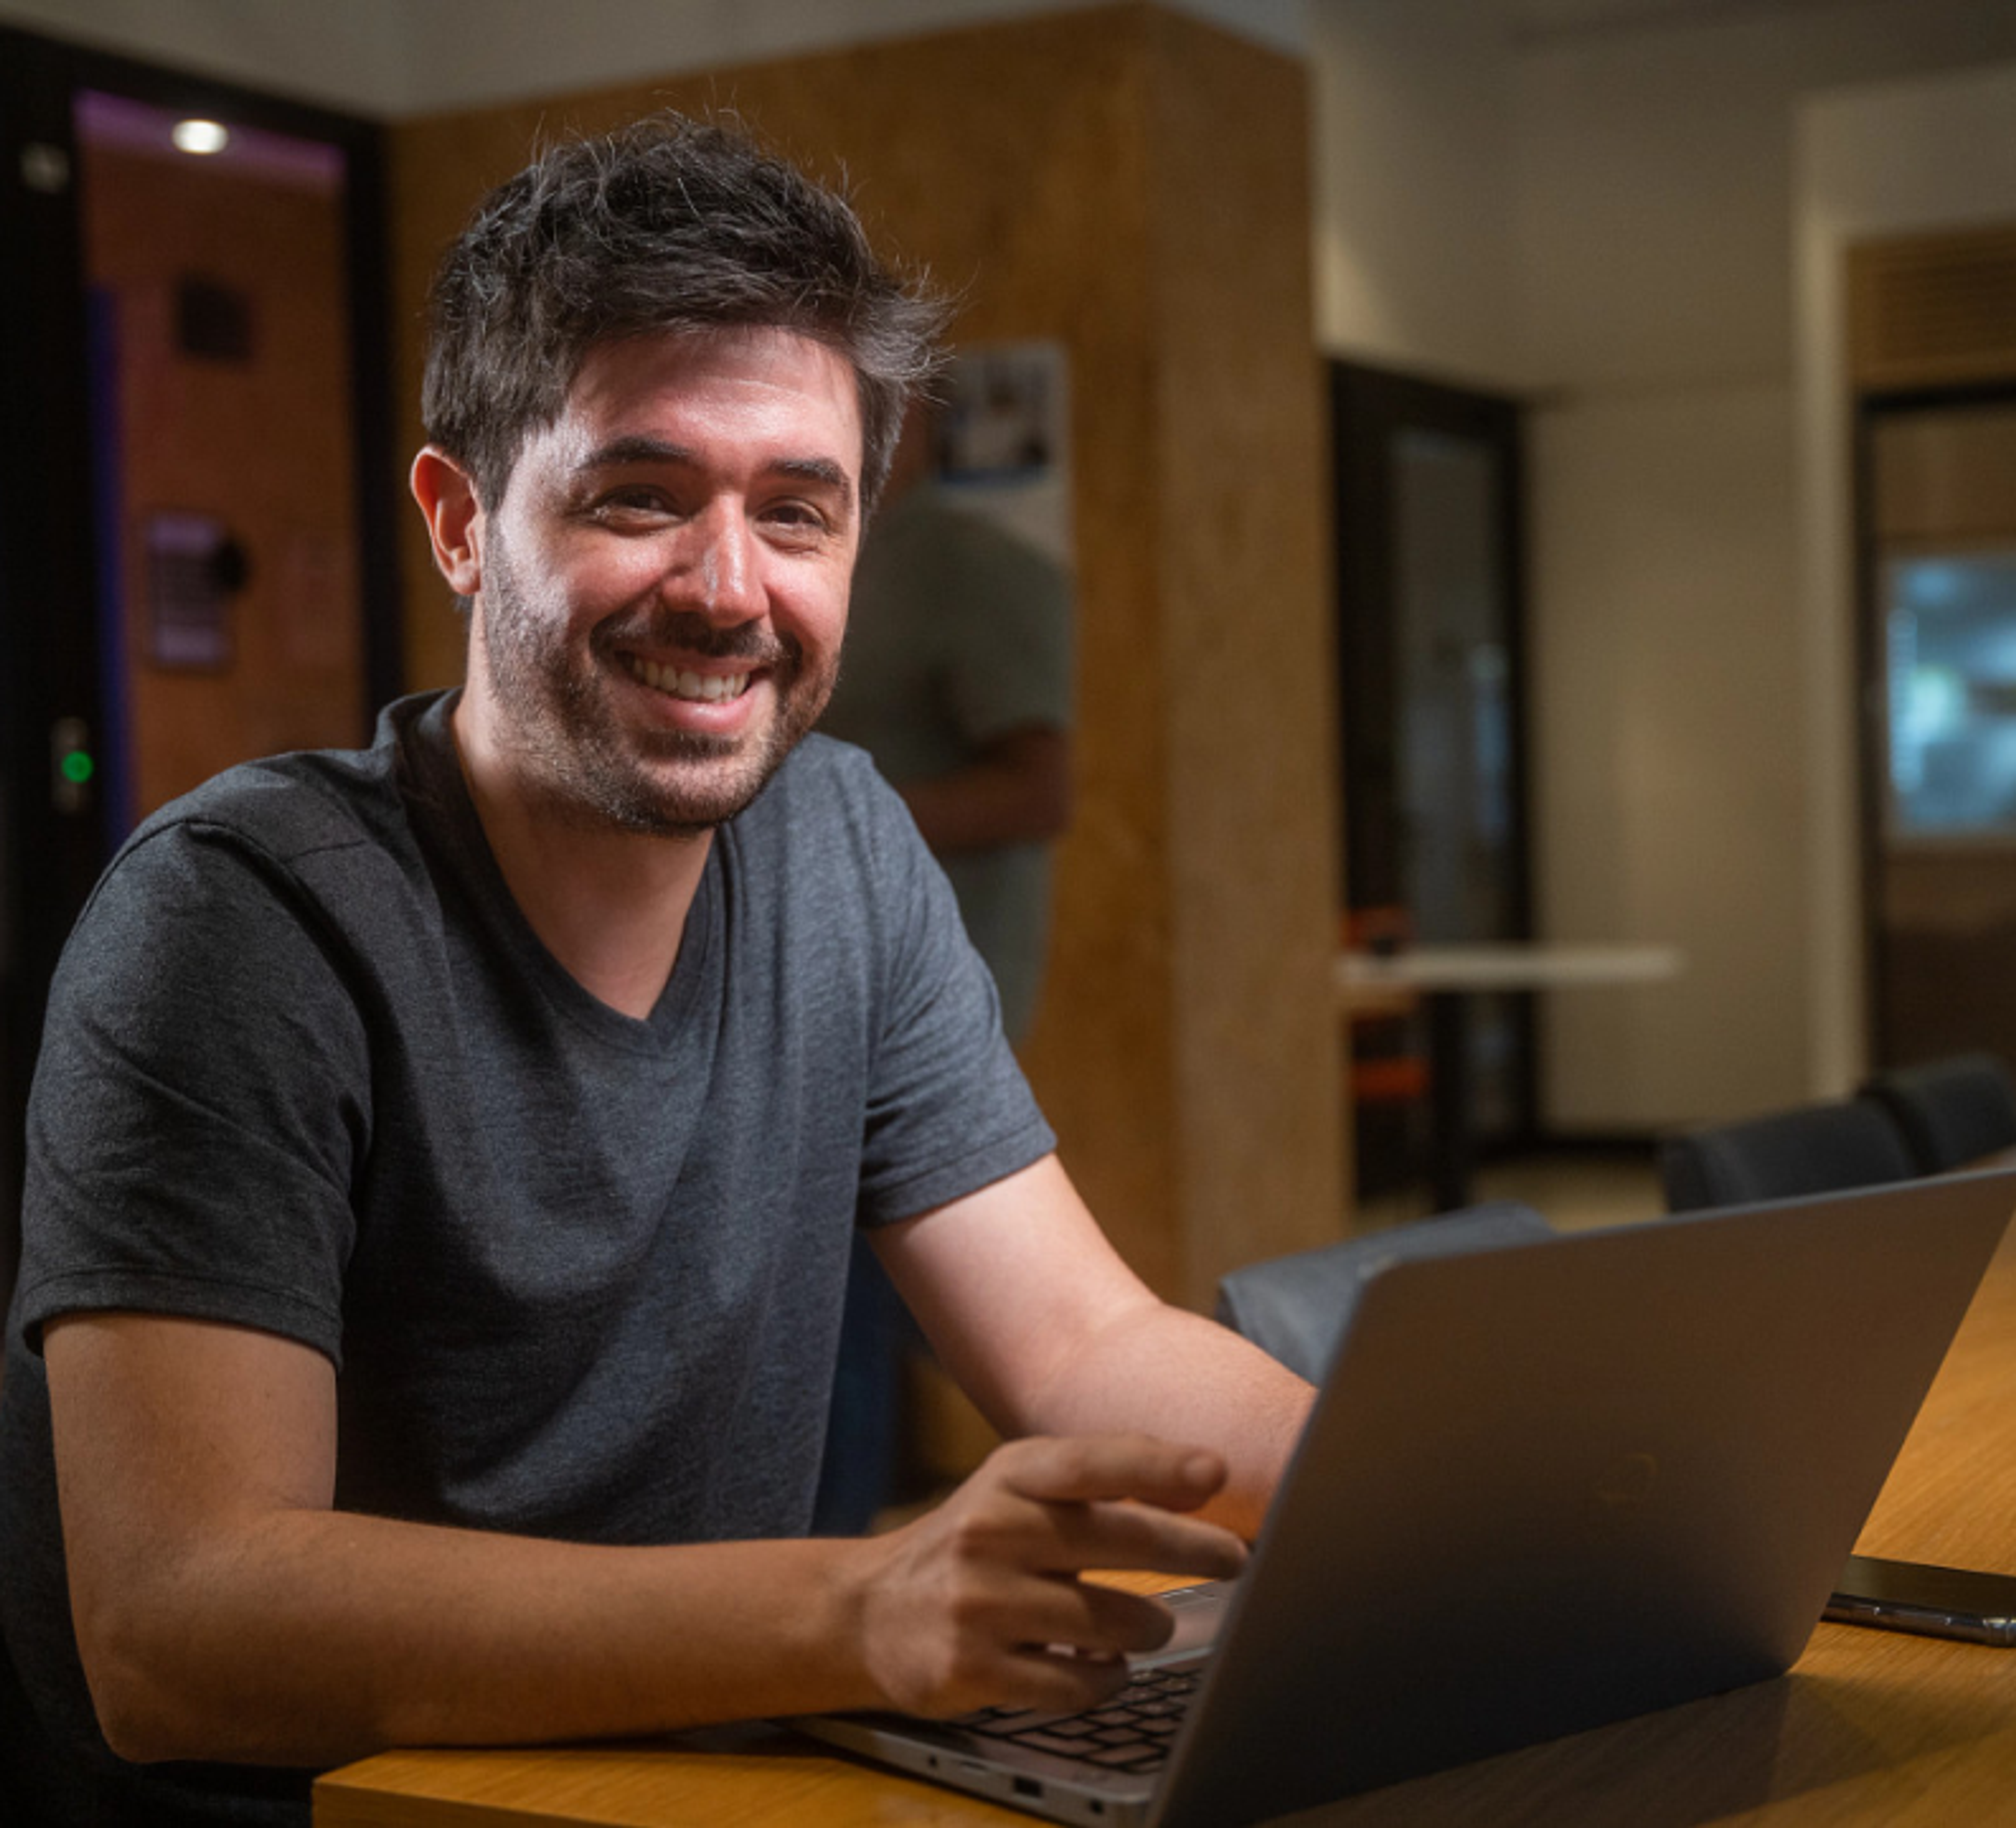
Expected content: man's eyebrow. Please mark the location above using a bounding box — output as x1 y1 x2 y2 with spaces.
574 435 697 472
572 438 855 512
773 455 855 509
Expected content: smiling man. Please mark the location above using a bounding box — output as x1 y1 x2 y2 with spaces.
415 325 866 1016
0 115 1312 1828
441 331 857 846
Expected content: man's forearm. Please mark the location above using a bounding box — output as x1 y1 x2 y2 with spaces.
86 1509 877 1767
1003 1304 1314 1541
51 1310 1250 1770
52 1314 907 1768
874 1160 1315 1542
87 1449 1248 1771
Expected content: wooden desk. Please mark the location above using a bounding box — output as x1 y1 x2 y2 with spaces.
317 1217 2016 1828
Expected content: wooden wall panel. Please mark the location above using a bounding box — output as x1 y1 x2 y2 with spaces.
84 146 363 821
385 3 1342 1308
1848 225 2016 395
1146 14 1343 1304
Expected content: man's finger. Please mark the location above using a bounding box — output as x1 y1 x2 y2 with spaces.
1025 1498 1248 1584
988 1574 1187 1663
986 1643 1136 1718
1067 1578 1185 1657
994 1433 1229 1512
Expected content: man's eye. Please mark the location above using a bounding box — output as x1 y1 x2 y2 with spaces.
763 502 833 540
591 488 676 522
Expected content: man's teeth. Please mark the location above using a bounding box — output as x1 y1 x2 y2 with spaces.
624 655 751 702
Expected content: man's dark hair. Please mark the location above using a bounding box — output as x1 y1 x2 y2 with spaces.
422 112 946 513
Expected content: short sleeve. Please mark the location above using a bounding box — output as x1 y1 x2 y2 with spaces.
837 760 1055 1224
17 819 371 1364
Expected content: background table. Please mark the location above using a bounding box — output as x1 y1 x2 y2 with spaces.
1337 942 1684 1211
318 1202 2016 1827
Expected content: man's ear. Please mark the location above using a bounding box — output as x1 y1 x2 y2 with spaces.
410 447 486 596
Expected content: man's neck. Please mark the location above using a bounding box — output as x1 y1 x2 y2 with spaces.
450 701 711 1022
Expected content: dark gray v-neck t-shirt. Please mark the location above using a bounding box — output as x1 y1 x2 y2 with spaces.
0 691 1051 1824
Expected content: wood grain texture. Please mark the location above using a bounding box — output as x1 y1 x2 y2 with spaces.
1141 10 1343 1307
384 4 1344 1309
1847 225 2016 395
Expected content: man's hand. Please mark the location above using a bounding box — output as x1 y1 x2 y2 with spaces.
844 1434 1247 1719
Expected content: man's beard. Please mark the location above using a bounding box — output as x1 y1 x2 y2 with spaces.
477 543 836 837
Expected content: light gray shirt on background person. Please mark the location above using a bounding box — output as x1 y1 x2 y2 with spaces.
821 486 1073 1042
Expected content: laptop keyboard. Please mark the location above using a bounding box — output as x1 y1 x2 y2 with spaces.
953 1664 1201 1774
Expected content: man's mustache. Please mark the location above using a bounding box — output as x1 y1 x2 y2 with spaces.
594 611 797 670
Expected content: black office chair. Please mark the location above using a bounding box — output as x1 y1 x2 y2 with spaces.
1658 1099 1918 1213
1215 1201 1552 1383
1860 1052 2016 1175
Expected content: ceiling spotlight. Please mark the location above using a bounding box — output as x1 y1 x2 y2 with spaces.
171 119 230 155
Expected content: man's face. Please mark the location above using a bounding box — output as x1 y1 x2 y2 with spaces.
463 327 862 835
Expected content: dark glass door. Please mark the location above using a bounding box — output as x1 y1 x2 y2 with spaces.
1334 362 1534 1161
0 27 398 1317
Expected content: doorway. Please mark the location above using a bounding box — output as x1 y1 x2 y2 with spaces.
0 27 399 1315
1333 361 1535 1188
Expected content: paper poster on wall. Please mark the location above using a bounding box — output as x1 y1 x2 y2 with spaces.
144 510 240 669
933 340 1073 570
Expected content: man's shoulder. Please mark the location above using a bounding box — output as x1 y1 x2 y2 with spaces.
61 699 460 1002
734 734 928 905
139 750 384 858
123 694 440 871
752 731 897 825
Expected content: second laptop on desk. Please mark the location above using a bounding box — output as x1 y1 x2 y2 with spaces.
798 1168 2016 1828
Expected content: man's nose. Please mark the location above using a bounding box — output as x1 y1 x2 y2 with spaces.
674 500 762 621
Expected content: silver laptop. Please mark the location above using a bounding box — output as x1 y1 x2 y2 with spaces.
797 1168 2015 1827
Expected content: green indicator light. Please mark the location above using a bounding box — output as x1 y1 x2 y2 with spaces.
61 750 95 786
